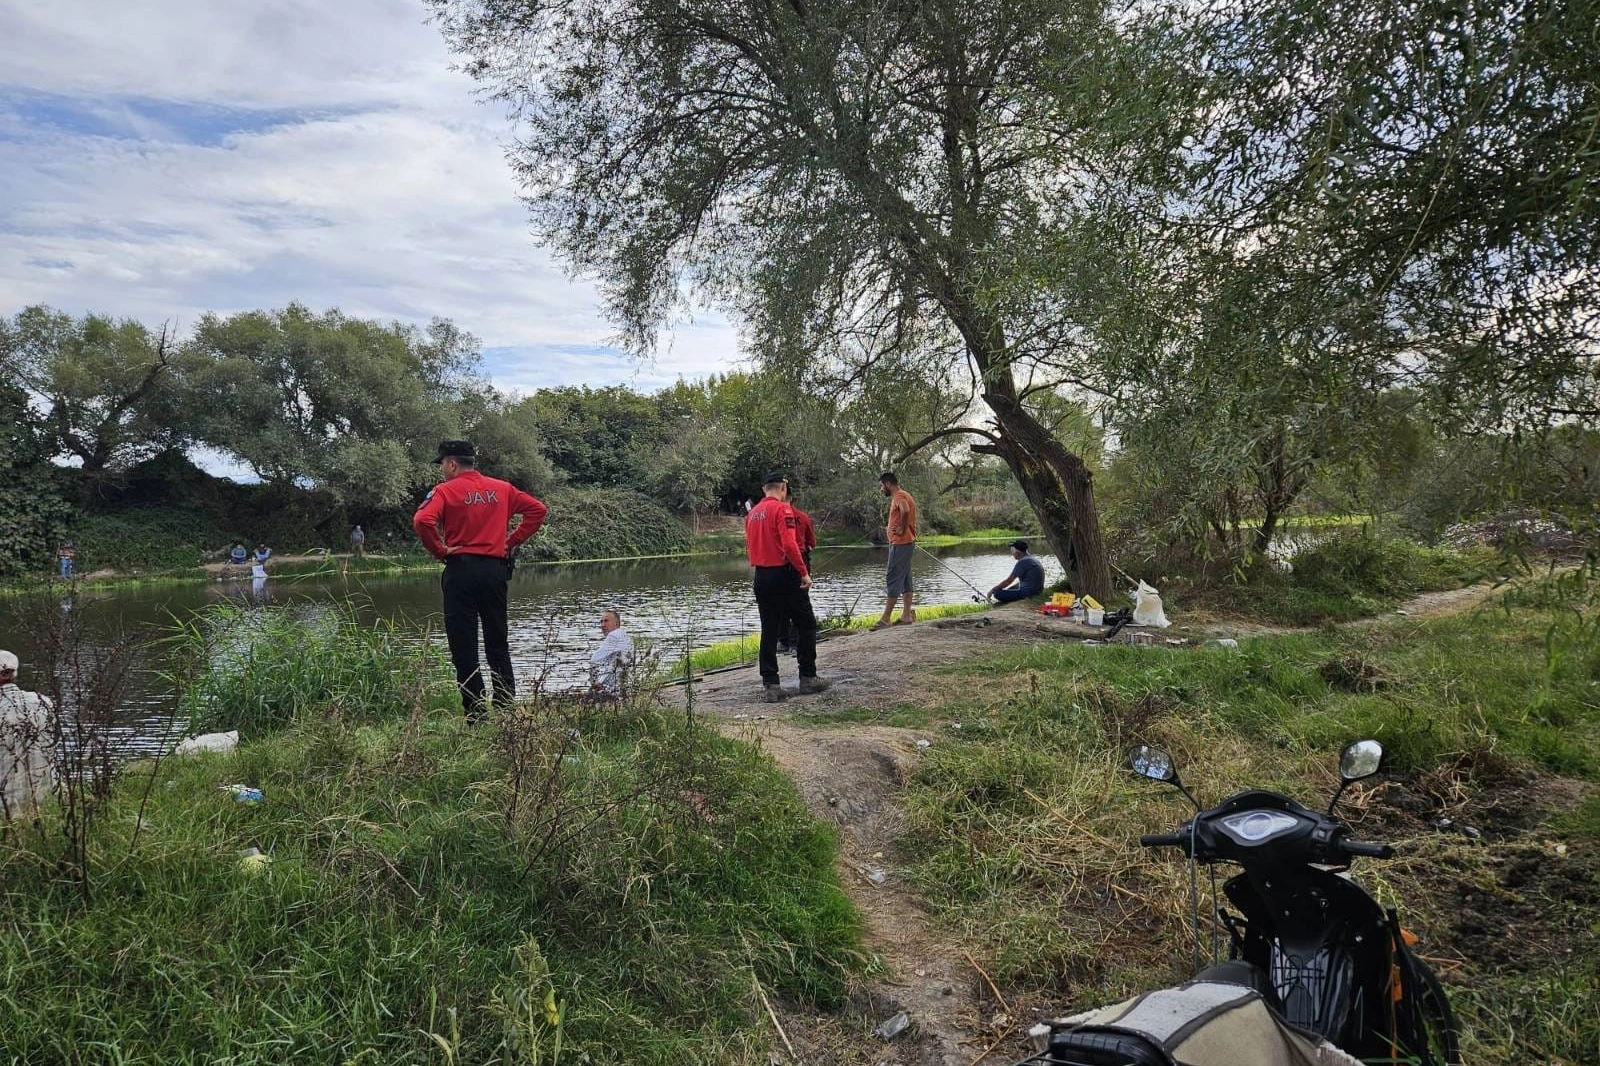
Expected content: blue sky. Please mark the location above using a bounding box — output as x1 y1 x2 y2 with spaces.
0 0 742 397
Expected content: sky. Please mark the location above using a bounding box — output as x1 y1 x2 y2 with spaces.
0 0 743 397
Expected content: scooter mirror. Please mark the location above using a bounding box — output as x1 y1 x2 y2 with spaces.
1339 739 1384 782
1129 745 1176 782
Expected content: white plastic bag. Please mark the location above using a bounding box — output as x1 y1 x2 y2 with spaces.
1131 580 1171 628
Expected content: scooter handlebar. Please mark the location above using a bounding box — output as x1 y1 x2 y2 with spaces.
1140 833 1186 849
1338 838 1395 859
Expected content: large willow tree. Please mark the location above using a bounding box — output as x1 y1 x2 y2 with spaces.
430 0 1144 597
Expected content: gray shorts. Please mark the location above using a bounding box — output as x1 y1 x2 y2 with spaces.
885 543 914 597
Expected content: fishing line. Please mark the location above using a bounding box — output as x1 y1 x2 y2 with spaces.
913 542 987 602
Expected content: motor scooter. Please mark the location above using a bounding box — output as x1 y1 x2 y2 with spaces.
1020 740 1459 1066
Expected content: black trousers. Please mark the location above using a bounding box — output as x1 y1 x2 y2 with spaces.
754 565 817 685
441 554 514 716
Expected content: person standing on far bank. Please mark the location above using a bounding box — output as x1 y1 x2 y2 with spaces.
413 441 548 721
350 524 365 558
746 473 830 702
873 471 918 628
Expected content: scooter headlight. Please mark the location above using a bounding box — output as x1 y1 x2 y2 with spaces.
1220 810 1301 842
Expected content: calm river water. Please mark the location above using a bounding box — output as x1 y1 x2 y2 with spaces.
0 543 1058 747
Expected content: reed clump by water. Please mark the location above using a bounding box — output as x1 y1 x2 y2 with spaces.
169 602 455 737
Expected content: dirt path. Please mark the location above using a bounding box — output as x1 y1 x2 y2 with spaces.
674 610 1080 1063
668 586 1509 1063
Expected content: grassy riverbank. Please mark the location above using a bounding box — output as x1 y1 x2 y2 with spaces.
876 566 1600 1064
679 601 992 674
0 644 862 1064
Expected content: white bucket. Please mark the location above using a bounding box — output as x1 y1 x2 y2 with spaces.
1086 608 1104 625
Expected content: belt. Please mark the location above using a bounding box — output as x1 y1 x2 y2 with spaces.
444 552 504 563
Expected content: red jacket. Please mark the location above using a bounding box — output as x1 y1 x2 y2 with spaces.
793 508 816 553
412 469 548 561
745 496 808 575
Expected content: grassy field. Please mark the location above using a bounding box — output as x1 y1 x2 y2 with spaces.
875 566 1600 1064
0 612 862 1066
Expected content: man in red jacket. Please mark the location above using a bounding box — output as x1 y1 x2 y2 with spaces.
413 440 548 720
778 491 818 654
745 473 830 702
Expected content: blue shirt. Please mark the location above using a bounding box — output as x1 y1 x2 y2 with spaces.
1010 555 1046 595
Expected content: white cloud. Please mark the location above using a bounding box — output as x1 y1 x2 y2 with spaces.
0 0 741 392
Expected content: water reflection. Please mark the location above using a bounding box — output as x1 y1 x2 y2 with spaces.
0 544 1058 751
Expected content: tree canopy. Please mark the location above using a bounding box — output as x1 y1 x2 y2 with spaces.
429 0 1134 597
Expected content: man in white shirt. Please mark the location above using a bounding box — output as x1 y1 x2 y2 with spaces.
589 609 635 697
0 650 54 819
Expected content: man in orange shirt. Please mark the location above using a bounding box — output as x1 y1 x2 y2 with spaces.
413 440 548 720
874 471 918 628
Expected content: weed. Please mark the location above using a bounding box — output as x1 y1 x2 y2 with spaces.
0 696 861 1064
893 573 1600 1064
169 603 455 737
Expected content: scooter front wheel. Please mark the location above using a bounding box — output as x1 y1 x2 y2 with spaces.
1400 949 1461 1066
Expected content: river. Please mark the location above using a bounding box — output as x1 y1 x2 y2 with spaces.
0 543 1058 748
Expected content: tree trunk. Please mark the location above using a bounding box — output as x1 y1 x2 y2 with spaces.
1251 428 1306 558
978 394 1114 603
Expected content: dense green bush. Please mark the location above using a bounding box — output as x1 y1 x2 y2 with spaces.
1288 530 1492 599
68 507 223 572
527 487 693 561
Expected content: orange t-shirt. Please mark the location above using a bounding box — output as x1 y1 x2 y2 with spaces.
887 488 918 545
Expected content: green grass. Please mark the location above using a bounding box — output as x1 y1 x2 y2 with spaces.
1168 534 1502 625
171 603 455 737
0 649 862 1064
885 567 1600 1062
677 601 992 675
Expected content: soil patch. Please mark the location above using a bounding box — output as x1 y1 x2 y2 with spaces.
719 719 1000 1065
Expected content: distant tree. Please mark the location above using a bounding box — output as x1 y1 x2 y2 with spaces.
527 386 666 489
0 382 70 577
0 305 188 475
185 305 478 509
649 420 734 533
429 0 1128 597
463 391 561 493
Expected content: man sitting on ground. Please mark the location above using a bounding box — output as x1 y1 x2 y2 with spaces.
989 540 1047 603
590 609 636 697
0 651 54 820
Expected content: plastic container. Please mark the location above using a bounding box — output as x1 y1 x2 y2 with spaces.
1087 607 1104 625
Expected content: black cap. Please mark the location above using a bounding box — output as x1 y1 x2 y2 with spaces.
1011 539 1029 552
435 440 475 463
762 471 788 487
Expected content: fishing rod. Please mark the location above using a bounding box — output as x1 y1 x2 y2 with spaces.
913 542 988 602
